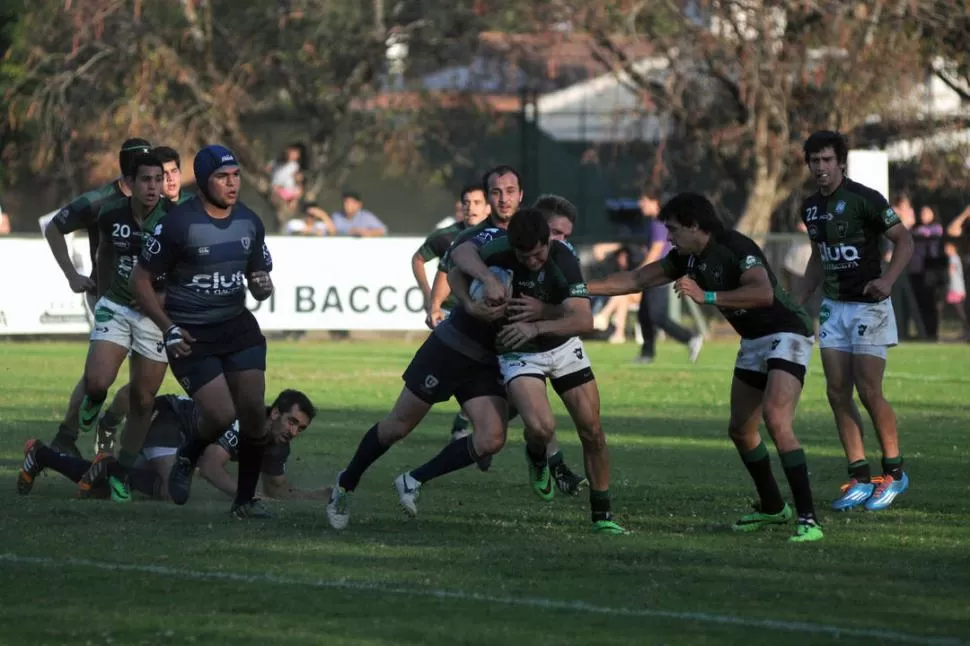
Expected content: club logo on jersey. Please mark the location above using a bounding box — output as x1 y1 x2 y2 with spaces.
241 236 251 250
818 242 860 264
807 225 818 239
834 200 846 214
423 375 439 390
569 284 590 297
143 235 161 257
741 255 759 270
770 339 780 351
261 243 272 267
836 222 847 239
883 207 900 226
153 223 163 235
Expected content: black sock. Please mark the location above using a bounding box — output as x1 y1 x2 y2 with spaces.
118 449 140 470
882 456 904 480
410 435 478 484
590 489 613 523
54 423 79 445
780 449 816 520
739 442 785 514
526 442 546 470
339 424 389 491
234 436 266 506
450 413 470 434
178 434 210 465
547 450 564 470
129 468 163 498
848 459 871 483
36 446 90 482
100 409 123 429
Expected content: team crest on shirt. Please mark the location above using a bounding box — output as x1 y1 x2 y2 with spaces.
836 222 847 239
834 200 846 214
241 236 251 250
741 255 758 270
807 225 818 239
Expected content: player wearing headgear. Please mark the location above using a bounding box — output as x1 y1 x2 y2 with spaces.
131 144 276 519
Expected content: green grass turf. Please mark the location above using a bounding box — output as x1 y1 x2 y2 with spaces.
0 338 967 645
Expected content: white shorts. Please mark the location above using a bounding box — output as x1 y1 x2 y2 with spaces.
140 446 176 461
90 297 168 363
498 336 594 394
818 298 897 359
735 332 815 386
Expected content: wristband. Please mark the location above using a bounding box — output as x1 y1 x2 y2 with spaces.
704 291 717 304
164 325 184 348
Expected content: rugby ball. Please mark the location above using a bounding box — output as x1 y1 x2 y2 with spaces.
469 266 513 303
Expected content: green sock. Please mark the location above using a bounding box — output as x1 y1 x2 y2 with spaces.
739 441 785 514
590 488 612 522
780 448 816 520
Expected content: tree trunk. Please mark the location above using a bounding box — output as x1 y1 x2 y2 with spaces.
734 170 779 245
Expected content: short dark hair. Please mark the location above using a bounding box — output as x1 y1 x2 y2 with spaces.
125 152 163 180
153 146 181 169
532 194 577 224
508 208 550 251
119 138 152 176
269 389 316 421
658 192 725 234
803 130 849 165
482 165 522 193
460 184 485 202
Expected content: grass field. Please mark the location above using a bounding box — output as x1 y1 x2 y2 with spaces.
0 337 968 646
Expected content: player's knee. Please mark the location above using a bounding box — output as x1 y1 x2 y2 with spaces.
473 427 506 456
379 414 416 443
523 414 556 445
825 382 853 407
202 408 236 435
854 381 885 409
727 420 750 443
130 387 155 414
83 373 111 402
761 405 792 438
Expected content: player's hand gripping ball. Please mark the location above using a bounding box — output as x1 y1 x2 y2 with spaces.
469 266 513 304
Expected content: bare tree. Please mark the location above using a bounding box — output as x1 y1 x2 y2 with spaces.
588 0 933 237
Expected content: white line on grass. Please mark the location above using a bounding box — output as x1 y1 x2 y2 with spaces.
0 553 965 645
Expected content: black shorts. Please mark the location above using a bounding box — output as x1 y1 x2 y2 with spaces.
169 311 267 396
402 334 506 406
141 404 183 450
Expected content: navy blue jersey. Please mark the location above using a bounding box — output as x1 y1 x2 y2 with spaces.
139 197 272 326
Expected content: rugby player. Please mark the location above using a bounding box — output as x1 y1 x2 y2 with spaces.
17 390 321 502
131 144 276 519
588 193 823 542
412 184 491 442
45 138 153 458
325 165 531 530
75 152 173 502
95 145 193 454
440 208 625 533
794 131 913 511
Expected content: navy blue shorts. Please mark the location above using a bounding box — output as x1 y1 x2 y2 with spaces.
402 334 505 406
169 311 266 396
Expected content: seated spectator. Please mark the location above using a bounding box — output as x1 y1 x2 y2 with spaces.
332 190 387 237
285 202 336 236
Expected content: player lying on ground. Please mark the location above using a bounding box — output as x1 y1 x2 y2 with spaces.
17 390 325 503
587 192 823 543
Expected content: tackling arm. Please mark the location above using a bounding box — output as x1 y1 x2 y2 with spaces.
705 267 774 309
196 445 237 497
533 297 593 337
587 261 671 296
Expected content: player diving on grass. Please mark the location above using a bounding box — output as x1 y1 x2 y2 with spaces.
438 206 626 534
44 138 153 458
17 390 323 502
588 193 824 542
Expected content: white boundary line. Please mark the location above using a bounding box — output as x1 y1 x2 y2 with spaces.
0 553 965 645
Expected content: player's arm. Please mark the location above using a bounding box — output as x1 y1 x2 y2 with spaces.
426 269 452 328
640 239 667 267
247 217 274 301
685 266 773 309
586 261 673 296
795 245 823 306
196 444 237 497
44 205 95 293
878 223 914 287
411 238 437 305
132 222 179 333
447 266 505 322
450 237 508 303
499 296 592 350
